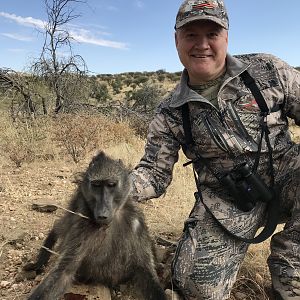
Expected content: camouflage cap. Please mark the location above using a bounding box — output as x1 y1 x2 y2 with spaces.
175 0 229 30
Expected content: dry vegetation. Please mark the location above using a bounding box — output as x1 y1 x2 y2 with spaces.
0 74 299 299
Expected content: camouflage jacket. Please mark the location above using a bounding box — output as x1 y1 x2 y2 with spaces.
131 53 300 201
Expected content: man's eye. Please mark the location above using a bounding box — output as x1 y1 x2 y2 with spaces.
186 33 196 38
208 32 218 38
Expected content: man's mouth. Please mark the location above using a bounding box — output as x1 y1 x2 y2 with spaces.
191 54 211 58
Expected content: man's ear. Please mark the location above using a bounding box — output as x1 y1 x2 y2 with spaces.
175 31 179 49
225 30 229 45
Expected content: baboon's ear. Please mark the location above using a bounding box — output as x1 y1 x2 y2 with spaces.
92 150 104 158
72 172 85 184
91 150 106 163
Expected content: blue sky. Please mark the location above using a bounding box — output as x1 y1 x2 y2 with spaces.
1 0 300 75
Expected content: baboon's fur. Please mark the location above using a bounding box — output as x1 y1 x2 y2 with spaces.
25 152 166 300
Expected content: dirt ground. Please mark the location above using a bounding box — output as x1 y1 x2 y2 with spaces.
0 158 78 299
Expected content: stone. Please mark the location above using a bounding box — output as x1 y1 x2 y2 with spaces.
65 283 111 300
165 289 182 300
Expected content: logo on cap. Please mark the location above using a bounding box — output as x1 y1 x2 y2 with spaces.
175 0 229 30
192 2 217 10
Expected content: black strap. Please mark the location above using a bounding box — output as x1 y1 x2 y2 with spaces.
181 70 279 244
240 71 275 184
240 70 269 115
182 102 194 147
193 169 279 244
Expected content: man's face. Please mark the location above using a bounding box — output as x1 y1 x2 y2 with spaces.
175 20 228 85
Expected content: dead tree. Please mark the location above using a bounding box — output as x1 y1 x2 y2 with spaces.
0 68 37 118
32 0 88 114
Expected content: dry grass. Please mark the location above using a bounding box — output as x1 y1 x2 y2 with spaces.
0 115 57 167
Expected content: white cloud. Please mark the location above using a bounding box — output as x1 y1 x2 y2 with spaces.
71 29 128 49
1 32 33 42
0 12 127 49
0 12 45 28
0 11 128 49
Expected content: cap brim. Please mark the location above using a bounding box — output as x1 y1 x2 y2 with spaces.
175 15 228 30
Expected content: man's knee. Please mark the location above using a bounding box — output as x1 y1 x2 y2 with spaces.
171 232 244 300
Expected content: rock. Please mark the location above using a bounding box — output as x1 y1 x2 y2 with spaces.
0 281 11 288
15 243 23 249
31 203 58 213
38 233 45 240
11 283 19 290
65 284 111 300
165 289 182 300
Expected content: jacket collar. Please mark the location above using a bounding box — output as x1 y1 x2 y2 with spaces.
169 54 251 108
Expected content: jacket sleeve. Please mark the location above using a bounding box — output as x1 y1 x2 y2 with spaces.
273 55 300 126
130 109 181 201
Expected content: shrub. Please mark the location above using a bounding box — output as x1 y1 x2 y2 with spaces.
93 82 111 103
111 78 122 94
53 114 135 163
0 116 55 167
129 82 165 115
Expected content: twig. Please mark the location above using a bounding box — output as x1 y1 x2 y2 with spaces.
32 203 90 220
0 241 10 259
41 246 60 256
54 204 90 220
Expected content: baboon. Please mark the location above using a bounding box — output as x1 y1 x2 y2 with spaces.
25 151 166 300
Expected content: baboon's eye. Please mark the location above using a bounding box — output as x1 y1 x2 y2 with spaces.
90 180 102 187
106 181 117 188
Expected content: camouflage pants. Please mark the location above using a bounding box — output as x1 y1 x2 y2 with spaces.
172 144 300 300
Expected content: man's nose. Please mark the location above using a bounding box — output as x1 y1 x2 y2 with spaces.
194 37 209 49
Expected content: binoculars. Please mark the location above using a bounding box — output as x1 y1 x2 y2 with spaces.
220 163 273 212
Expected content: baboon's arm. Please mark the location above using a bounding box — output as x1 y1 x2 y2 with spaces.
133 266 167 300
24 229 58 273
27 242 84 300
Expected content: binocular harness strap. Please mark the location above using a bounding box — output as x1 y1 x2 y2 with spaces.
181 70 280 244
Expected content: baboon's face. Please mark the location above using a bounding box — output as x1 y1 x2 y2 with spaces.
81 153 130 226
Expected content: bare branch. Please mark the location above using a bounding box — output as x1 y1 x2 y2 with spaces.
31 0 88 113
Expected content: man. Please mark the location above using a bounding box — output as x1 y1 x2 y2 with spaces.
130 0 300 299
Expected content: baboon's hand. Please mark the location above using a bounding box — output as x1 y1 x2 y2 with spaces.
27 288 46 300
27 276 61 300
23 262 37 271
23 262 44 274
